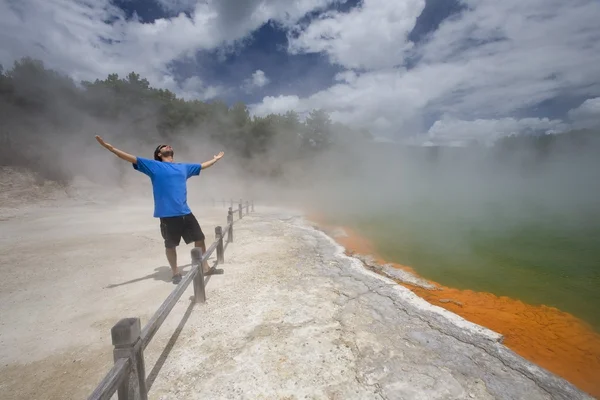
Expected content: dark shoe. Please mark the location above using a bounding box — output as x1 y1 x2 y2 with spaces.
172 273 182 284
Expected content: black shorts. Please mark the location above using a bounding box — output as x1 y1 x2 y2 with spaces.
159 213 205 248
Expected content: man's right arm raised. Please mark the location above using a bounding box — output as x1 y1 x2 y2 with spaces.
95 135 137 164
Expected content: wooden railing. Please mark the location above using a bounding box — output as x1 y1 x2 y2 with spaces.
88 199 254 400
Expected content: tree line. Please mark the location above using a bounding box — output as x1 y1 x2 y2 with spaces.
0 56 598 184
0 57 372 182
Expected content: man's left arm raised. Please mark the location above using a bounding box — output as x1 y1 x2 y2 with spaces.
186 151 224 178
200 151 224 170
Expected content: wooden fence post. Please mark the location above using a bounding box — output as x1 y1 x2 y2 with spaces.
215 226 224 264
227 208 234 243
251 200 254 212
238 199 243 219
111 318 147 400
191 248 206 303
245 201 249 215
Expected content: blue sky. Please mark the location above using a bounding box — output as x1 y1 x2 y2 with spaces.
112 0 464 105
111 0 364 104
1 0 600 145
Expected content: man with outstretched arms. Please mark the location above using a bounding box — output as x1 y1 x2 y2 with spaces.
95 135 224 284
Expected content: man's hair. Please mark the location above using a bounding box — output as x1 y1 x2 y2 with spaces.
154 144 166 161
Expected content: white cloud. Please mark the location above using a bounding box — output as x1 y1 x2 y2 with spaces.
421 116 568 147
251 70 269 87
0 0 341 98
2 0 600 144
333 70 358 84
288 0 425 69
154 0 199 13
172 76 223 101
243 69 270 92
415 0 600 117
252 65 464 137
251 95 301 116
252 0 600 143
568 97 600 129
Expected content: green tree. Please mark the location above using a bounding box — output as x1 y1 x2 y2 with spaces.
0 56 370 182
304 108 332 149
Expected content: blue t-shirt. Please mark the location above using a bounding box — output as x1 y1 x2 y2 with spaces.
132 157 202 218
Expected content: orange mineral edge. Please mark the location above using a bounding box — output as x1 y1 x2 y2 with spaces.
308 215 600 399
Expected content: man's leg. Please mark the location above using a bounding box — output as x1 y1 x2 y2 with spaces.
182 213 209 273
160 217 183 283
165 247 178 276
195 239 207 254
194 240 210 273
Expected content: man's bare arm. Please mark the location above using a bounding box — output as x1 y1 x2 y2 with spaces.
201 151 224 169
95 135 137 164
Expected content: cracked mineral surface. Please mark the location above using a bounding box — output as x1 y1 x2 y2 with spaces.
148 207 592 400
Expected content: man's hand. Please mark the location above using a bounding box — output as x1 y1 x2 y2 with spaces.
201 151 224 169
95 135 114 151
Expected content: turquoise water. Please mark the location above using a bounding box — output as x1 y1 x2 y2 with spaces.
313 140 600 332
326 202 600 332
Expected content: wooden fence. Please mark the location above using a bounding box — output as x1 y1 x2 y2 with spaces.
87 199 254 400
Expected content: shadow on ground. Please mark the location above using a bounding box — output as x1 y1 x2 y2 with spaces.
104 264 193 288
102 256 222 388
146 299 196 390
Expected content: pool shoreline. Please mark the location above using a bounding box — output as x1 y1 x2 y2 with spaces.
308 215 600 399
